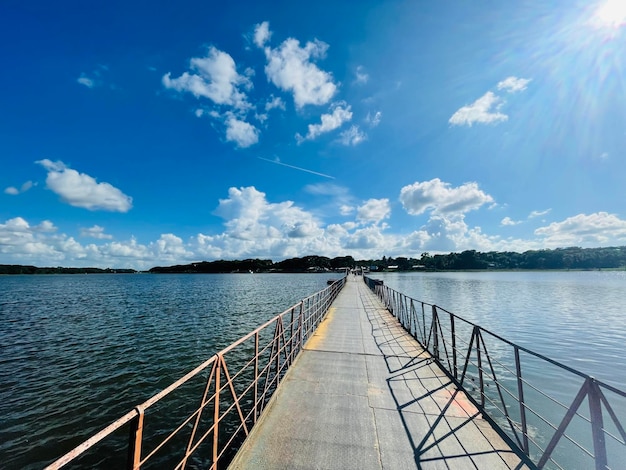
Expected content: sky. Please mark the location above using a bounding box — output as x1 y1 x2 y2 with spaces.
2 0 626 269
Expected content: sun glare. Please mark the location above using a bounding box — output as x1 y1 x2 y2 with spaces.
594 0 626 28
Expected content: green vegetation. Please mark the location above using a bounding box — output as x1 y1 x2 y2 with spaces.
0 265 136 275
150 246 626 273
4 246 626 275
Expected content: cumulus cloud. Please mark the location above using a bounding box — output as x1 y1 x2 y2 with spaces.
535 212 626 246
450 76 531 127
214 186 323 240
225 115 259 147
37 159 132 212
357 198 390 224
338 125 366 146
80 225 113 240
449 91 507 126
162 46 252 111
497 76 531 93
297 104 352 142
399 178 494 216
501 216 522 226
262 30 337 108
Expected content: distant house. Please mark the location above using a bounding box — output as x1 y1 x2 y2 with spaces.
412 265 426 270
387 265 398 270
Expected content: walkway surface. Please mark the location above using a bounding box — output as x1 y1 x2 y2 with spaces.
229 275 530 470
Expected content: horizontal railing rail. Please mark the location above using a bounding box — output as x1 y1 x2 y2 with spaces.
45 276 347 470
364 276 626 470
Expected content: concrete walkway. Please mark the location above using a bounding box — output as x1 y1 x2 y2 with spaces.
229 275 530 469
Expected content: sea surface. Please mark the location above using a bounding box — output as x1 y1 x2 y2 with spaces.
1 271 625 469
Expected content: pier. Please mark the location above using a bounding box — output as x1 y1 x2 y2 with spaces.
45 273 626 470
228 274 528 469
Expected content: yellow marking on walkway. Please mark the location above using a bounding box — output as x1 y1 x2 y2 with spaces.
304 307 335 350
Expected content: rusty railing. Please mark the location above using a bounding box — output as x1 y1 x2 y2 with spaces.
364 276 626 470
45 276 346 470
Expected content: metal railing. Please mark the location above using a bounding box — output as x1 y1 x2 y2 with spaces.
364 276 626 470
45 276 346 470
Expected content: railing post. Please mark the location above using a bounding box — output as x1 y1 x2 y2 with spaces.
126 406 144 470
254 332 259 423
421 302 426 344
299 301 304 350
588 379 608 470
289 307 295 366
212 356 221 469
514 346 530 455
450 313 457 379
432 305 439 360
476 327 485 408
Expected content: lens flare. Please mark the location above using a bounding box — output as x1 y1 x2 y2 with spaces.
594 0 626 28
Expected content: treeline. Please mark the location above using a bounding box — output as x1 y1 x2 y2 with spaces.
0 265 136 275
4 247 626 275
151 246 626 273
149 256 355 273
368 246 626 271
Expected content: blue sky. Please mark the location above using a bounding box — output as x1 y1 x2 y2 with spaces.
2 0 626 269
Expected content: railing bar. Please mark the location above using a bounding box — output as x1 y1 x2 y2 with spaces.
364 278 626 393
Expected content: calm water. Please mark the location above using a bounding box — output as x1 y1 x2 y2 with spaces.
1 271 625 469
0 273 340 469
375 270 626 390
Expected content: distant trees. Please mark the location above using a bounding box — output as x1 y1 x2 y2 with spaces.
0 265 136 274
3 246 626 275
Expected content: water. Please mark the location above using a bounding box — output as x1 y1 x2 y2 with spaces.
374 270 626 469
1 271 625 469
0 273 339 469
374 270 626 390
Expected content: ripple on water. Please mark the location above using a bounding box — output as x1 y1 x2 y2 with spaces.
0 273 334 469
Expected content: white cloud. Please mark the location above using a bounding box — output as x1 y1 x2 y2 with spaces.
77 65 109 89
400 178 494 216
501 217 522 226
535 212 626 246
450 76 530 127
340 205 354 216
345 225 388 250
529 209 551 218
297 104 352 142
37 159 132 212
225 116 259 148
77 74 96 88
263 34 337 108
338 125 366 146
366 111 382 127
254 21 272 48
354 65 369 84
81 225 113 240
162 46 252 111
497 76 531 93
357 198 390 224
214 186 323 241
265 95 286 111
6 180 35 195
449 91 508 126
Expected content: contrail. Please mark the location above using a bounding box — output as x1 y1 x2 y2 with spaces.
258 157 335 179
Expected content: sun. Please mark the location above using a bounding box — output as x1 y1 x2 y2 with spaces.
594 0 626 28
